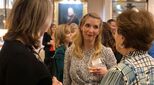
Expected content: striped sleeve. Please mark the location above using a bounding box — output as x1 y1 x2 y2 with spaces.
100 68 125 85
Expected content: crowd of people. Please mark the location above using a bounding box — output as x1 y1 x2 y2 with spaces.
0 0 154 85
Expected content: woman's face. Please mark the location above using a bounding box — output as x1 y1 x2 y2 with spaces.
65 31 72 44
81 17 100 43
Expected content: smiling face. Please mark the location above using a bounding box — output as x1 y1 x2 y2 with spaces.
81 17 100 43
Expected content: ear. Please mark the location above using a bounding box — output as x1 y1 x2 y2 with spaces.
121 35 125 42
120 35 125 47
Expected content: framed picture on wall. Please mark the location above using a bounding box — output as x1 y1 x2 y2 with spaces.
58 3 83 25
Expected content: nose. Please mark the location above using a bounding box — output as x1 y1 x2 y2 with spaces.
88 27 94 33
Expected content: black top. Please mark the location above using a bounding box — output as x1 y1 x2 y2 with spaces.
43 32 52 50
0 40 52 85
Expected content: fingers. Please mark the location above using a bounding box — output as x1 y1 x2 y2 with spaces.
89 67 108 75
52 76 63 85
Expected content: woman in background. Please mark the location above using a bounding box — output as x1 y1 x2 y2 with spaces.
43 23 56 77
102 22 122 63
0 0 61 85
63 13 116 85
54 24 72 83
69 23 78 41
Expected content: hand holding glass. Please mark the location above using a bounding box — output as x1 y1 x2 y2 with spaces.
88 58 108 75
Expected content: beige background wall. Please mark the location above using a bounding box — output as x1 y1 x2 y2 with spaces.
88 0 154 21
87 0 112 22
148 0 154 16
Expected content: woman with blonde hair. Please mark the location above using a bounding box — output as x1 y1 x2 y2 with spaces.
0 0 61 85
69 23 78 41
54 24 72 83
63 13 116 85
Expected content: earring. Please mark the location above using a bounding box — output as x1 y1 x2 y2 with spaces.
119 44 124 48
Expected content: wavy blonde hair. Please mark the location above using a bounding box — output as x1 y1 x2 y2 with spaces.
4 0 53 49
54 24 71 48
73 13 103 59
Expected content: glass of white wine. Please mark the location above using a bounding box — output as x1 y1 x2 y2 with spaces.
87 58 106 85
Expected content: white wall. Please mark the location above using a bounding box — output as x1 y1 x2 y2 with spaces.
87 0 112 22
103 0 112 21
148 0 154 16
88 0 154 21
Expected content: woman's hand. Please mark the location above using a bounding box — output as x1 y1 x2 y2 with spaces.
52 76 63 85
89 66 108 75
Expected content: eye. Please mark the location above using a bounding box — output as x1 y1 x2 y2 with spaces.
93 25 99 29
85 23 91 28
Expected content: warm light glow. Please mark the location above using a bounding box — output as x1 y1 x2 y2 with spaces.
60 0 81 4
0 29 8 37
3 19 5 24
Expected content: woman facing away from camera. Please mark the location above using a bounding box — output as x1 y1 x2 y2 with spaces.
63 13 117 85
0 0 61 85
101 10 154 85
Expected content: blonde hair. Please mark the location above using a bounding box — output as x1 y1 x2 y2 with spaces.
54 24 71 48
73 13 103 59
70 23 78 33
47 24 57 36
4 0 53 49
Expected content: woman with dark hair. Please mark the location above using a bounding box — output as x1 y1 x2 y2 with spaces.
43 24 56 77
101 10 154 85
102 22 122 63
0 0 61 85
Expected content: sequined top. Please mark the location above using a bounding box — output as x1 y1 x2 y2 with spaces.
63 45 117 85
101 51 154 85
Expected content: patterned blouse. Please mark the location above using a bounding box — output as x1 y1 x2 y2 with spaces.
101 51 154 85
63 45 117 85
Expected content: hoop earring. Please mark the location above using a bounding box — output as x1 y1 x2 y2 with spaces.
119 44 124 48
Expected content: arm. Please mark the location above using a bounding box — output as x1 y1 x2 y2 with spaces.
54 48 65 82
100 68 125 85
63 48 71 85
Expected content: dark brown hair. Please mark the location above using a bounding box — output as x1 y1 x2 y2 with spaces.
117 10 154 51
102 22 115 50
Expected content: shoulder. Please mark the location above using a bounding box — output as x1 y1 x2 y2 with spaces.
66 44 74 54
101 45 114 56
0 40 50 83
56 45 66 53
1 40 30 56
102 45 113 52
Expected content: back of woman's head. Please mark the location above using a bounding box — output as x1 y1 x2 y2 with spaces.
117 9 154 51
54 24 70 48
4 0 53 49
